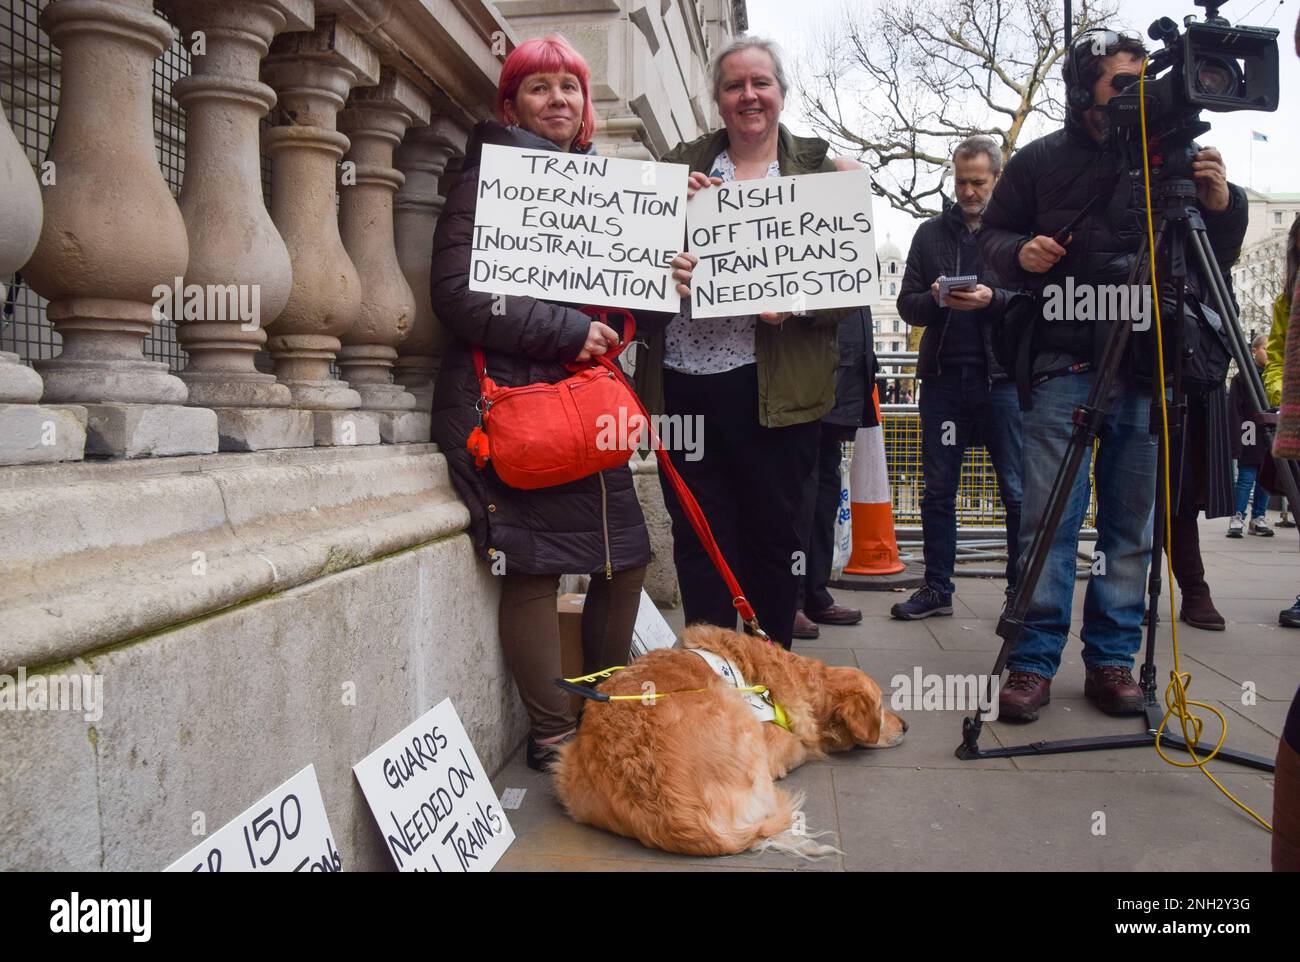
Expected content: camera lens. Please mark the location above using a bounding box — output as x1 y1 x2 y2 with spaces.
1192 56 1241 97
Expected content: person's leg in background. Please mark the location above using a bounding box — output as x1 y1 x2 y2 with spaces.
580 564 646 674
892 371 967 619
1229 463 1258 537
731 406 821 650
659 367 749 631
498 571 575 769
984 379 1024 593
1001 371 1096 721
796 422 860 638
1167 512 1225 629
1079 379 1156 715
1248 477 1274 536
1273 686 1300 870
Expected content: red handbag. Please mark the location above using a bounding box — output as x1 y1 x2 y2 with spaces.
466 308 642 490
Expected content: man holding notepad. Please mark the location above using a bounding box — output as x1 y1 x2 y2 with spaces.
893 135 1024 621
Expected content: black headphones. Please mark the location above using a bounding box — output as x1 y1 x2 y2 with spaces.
1065 30 1102 112
1065 29 1147 113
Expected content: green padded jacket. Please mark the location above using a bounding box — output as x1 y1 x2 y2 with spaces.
634 124 845 428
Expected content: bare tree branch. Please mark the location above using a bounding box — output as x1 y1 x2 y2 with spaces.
796 0 1120 219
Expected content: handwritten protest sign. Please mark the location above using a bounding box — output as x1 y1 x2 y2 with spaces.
470 143 688 313
165 765 341 872
353 698 514 872
687 168 877 318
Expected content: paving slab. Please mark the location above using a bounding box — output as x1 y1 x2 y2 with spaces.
497 517 1295 871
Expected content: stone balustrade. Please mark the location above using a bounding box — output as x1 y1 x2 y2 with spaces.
0 0 498 464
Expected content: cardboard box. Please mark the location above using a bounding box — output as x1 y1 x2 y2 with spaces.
557 593 585 715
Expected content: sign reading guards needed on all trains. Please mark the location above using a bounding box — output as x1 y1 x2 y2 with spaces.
470 143 688 313
354 698 515 872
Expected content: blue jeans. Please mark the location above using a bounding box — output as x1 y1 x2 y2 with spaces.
919 367 1023 595
1009 371 1156 679
1233 464 1267 519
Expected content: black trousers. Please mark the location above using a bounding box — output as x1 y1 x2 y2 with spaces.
797 422 857 614
660 364 820 649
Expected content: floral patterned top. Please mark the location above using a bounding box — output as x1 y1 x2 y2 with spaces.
662 150 782 375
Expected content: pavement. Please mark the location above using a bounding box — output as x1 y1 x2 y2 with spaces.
492 516 1299 871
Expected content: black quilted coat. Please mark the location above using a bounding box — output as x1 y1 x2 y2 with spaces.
429 121 656 576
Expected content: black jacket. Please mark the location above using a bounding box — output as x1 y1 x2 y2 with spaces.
825 307 879 429
980 114 1248 368
429 121 656 576
1229 367 1269 467
897 200 1014 379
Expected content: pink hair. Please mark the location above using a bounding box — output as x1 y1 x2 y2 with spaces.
496 35 597 150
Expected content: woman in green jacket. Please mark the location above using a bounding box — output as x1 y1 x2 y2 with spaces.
634 37 861 649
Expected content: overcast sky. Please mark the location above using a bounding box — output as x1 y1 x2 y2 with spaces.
745 0 1299 255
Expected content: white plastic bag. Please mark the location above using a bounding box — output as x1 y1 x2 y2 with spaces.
831 442 853 577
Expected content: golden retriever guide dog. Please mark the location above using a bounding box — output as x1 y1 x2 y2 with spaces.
553 625 906 857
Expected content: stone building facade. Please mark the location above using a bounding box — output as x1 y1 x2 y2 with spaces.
1232 189 1300 339
0 0 744 870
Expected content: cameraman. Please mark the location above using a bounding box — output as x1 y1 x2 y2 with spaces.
979 29 1248 721
893 136 1023 620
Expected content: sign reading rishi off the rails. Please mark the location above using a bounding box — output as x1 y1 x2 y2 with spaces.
470 143 689 313
687 168 878 319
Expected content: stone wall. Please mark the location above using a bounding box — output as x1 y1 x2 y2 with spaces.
0 445 526 871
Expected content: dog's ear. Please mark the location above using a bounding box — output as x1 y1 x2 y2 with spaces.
828 668 882 747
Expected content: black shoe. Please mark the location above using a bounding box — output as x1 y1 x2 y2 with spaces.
526 730 576 772
1281 597 1300 629
890 586 954 620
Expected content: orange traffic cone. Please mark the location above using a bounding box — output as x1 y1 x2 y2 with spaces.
843 386 905 576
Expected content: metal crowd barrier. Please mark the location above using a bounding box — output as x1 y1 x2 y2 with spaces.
871 351 1098 577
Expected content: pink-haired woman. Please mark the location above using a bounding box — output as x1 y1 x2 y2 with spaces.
429 35 694 770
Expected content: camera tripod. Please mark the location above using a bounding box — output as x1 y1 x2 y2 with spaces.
956 169 1299 771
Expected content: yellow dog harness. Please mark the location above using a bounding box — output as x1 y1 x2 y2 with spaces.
556 650 792 733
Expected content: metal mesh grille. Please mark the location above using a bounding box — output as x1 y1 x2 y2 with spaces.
1 0 191 371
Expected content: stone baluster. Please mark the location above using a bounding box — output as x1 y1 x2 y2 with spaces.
337 68 431 443
22 0 217 458
393 117 466 415
0 102 87 465
261 16 381 446
159 0 315 451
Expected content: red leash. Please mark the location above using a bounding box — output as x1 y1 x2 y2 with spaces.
582 307 771 643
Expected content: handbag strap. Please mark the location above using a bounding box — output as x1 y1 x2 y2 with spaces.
592 351 769 643
470 306 637 394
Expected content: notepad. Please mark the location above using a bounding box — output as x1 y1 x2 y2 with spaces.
938 274 978 307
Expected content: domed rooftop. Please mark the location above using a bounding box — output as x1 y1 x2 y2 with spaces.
877 234 903 265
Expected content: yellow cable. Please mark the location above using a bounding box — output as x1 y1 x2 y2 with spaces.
1137 62 1272 831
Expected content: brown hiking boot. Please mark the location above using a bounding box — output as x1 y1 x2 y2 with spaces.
999 671 1050 722
792 610 820 640
1179 592 1225 631
1084 666 1145 716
